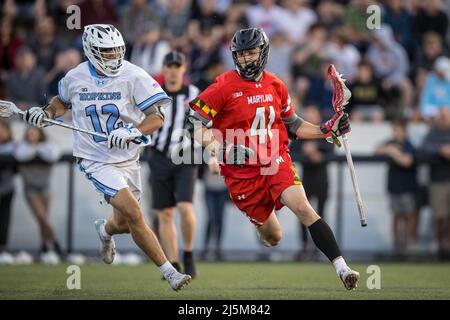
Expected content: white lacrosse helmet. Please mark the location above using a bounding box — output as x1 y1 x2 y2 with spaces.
82 24 125 77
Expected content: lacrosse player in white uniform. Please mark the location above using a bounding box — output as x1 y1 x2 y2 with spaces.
22 24 191 291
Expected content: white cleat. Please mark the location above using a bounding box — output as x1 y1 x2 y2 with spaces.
40 251 60 265
339 268 360 290
165 271 192 291
15 251 34 265
0 251 15 265
94 219 115 264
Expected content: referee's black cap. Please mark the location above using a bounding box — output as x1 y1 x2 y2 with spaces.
163 51 186 66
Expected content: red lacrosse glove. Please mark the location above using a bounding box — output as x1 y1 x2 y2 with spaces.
320 112 351 143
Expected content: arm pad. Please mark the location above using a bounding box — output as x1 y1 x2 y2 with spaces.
283 114 304 139
185 109 211 135
142 98 171 120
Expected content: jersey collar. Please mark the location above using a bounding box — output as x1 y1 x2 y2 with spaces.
88 62 109 79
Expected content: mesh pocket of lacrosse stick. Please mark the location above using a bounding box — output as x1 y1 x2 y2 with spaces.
0 100 18 118
327 64 352 114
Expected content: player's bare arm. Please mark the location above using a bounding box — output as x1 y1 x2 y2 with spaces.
194 126 220 156
189 126 221 174
137 113 164 136
44 96 69 118
291 112 351 142
294 120 324 140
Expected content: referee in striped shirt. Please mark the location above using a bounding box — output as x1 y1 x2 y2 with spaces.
148 51 199 278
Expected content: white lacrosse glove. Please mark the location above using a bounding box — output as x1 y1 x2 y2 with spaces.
107 125 143 149
22 107 50 128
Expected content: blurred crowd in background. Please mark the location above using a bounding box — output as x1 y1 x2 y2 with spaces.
1 0 450 122
1 0 450 264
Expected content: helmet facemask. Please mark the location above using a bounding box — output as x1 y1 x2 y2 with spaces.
90 45 125 76
230 28 270 81
82 24 126 77
232 45 269 81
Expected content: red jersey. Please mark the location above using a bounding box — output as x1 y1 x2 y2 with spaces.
189 70 295 178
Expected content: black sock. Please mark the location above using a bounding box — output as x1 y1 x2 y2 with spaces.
172 262 181 272
183 251 197 278
53 241 62 255
308 219 341 261
183 251 193 263
40 243 48 253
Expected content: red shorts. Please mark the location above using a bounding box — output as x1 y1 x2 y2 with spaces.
224 152 302 226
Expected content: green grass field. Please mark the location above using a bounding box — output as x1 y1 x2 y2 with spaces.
1 262 450 300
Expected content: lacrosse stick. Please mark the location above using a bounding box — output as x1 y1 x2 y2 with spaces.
327 65 367 227
0 100 148 144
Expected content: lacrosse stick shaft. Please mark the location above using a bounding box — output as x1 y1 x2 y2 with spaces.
15 110 108 139
1 99 148 143
342 134 367 227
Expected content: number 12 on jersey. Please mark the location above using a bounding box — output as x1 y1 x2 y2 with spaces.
250 106 275 144
85 104 123 143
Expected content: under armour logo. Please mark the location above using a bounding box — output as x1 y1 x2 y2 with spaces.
255 84 262 88
237 194 246 200
96 79 106 86
276 156 284 164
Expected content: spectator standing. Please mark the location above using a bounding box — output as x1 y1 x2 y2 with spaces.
14 127 62 264
375 120 418 253
420 108 450 260
0 119 15 265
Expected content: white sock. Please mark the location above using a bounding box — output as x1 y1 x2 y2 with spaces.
100 222 112 240
332 257 349 276
159 261 177 278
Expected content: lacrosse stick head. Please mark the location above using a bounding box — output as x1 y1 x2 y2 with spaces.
327 64 352 114
0 100 21 118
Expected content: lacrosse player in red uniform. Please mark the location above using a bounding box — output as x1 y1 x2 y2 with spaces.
187 28 359 290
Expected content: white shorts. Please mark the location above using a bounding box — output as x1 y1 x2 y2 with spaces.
78 155 142 203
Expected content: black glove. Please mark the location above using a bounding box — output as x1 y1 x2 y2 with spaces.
220 141 253 168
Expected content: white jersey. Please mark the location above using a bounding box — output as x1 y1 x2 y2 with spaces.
58 61 169 163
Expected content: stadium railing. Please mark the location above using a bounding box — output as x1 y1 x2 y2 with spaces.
0 153 436 254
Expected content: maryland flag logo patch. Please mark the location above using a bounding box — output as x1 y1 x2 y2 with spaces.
192 98 217 118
